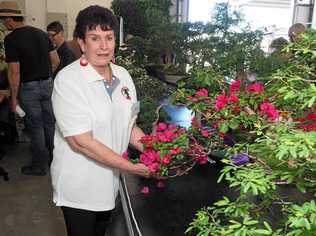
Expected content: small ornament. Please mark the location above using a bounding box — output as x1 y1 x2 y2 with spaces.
80 56 88 67
121 86 131 100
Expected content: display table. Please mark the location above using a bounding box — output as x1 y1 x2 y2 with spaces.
119 162 232 236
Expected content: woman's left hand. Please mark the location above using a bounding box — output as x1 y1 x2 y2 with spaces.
131 163 151 178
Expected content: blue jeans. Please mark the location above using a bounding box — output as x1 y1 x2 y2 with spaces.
19 78 55 169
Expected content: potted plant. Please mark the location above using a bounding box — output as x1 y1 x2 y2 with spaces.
182 29 316 236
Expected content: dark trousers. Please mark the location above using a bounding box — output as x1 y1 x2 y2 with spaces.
61 206 113 236
19 78 55 169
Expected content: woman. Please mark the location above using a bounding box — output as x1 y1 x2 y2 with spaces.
51 5 150 236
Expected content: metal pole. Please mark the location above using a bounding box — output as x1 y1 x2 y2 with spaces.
312 0 316 27
119 175 135 236
119 16 124 47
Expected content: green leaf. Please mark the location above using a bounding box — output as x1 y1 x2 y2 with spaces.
214 197 230 207
284 90 295 100
243 220 258 226
307 96 316 108
219 122 229 133
228 120 239 130
228 223 241 229
263 221 272 232
253 229 271 235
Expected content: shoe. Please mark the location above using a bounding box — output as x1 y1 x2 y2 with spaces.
21 165 46 176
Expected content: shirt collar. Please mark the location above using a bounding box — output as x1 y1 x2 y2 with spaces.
81 62 120 83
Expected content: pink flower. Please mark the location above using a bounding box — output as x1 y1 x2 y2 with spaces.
140 150 159 165
140 135 155 144
260 102 279 120
197 156 208 164
170 147 182 155
156 181 165 188
156 131 176 142
141 186 150 194
186 96 194 101
122 151 129 160
148 163 160 173
212 122 219 128
229 94 239 103
233 106 241 113
246 83 264 94
230 80 241 93
162 155 171 165
156 122 168 132
195 88 208 97
201 129 209 137
215 94 229 111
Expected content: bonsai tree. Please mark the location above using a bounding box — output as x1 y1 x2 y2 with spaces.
112 0 188 73
183 2 283 78
179 29 316 236
115 49 169 134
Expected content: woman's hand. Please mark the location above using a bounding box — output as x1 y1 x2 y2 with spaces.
132 163 151 178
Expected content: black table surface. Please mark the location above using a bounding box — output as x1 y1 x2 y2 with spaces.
122 162 233 236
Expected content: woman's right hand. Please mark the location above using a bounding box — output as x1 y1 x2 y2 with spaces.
132 163 151 178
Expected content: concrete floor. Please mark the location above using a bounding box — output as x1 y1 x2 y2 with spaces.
0 142 66 236
0 141 129 236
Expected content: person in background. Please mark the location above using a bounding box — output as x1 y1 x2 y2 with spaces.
268 37 288 55
0 91 8 160
66 31 82 60
288 23 306 43
47 21 76 78
51 5 150 236
0 1 60 175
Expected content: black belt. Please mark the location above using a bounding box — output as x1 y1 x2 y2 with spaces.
22 76 51 84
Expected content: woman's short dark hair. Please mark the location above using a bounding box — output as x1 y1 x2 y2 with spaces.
74 5 118 40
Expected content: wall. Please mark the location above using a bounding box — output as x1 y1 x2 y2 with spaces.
14 0 25 13
46 0 111 39
1 0 189 37
9 0 112 37
47 0 66 13
313 3 316 27
65 0 111 39
25 0 46 30
290 0 316 28
170 0 190 22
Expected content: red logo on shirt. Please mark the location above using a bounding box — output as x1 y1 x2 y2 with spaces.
121 87 131 100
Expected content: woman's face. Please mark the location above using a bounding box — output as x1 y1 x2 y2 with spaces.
78 25 115 69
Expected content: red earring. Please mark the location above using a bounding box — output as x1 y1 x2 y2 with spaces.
80 56 88 67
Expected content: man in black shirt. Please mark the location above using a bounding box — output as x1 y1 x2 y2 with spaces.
0 1 60 175
47 21 76 78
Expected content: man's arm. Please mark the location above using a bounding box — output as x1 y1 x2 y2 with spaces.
50 50 60 73
7 62 20 112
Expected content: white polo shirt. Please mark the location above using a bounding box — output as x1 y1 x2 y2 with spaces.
51 60 139 211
